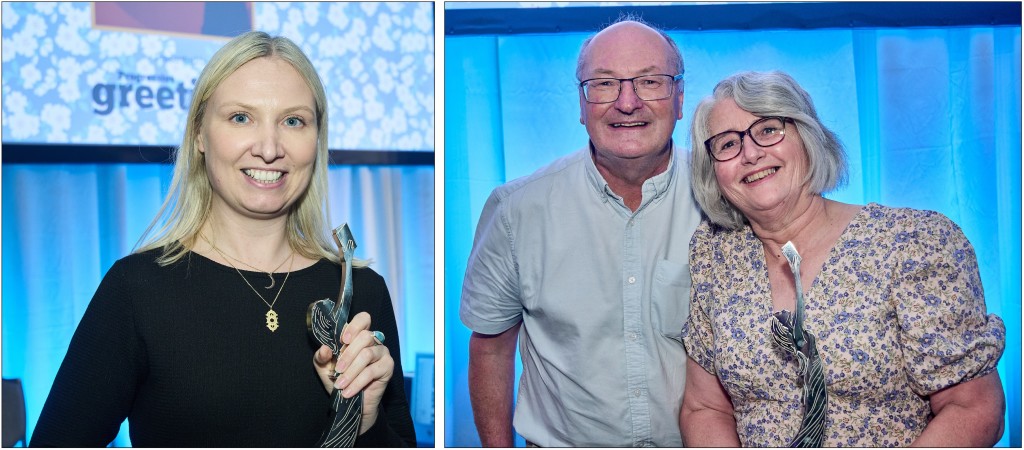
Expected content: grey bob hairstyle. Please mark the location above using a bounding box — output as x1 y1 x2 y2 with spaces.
689 70 848 230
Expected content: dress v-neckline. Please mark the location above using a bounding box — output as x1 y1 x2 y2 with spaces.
757 203 873 317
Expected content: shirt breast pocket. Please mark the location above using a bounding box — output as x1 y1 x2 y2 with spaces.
651 259 691 342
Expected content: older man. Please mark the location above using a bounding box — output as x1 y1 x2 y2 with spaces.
460 17 701 447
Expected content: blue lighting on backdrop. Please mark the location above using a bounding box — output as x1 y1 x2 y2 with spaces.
2 162 435 446
444 4 1021 447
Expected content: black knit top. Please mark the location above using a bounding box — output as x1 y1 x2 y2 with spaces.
31 249 415 447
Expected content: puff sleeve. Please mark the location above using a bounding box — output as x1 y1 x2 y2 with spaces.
891 212 1005 396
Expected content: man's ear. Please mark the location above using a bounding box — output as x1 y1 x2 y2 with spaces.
675 91 684 120
579 93 587 125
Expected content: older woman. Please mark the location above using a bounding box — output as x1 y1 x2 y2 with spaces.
679 71 1005 447
31 32 415 447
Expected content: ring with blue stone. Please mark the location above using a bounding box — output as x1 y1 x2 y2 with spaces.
371 330 385 346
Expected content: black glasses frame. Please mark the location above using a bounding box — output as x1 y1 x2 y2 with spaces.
578 73 684 104
704 116 792 162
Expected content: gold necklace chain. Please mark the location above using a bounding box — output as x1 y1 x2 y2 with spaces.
200 233 295 332
216 244 291 289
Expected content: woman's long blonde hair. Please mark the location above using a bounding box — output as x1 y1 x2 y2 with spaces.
135 31 340 265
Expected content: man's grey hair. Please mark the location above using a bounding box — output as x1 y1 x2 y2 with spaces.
575 13 684 87
689 70 849 230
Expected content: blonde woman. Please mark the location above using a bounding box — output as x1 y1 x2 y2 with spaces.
32 32 415 447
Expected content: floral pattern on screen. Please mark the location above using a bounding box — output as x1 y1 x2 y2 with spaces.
1 2 434 151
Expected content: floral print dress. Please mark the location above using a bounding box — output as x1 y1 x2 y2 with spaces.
681 203 1005 447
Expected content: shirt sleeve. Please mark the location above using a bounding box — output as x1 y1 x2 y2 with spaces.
31 258 143 447
459 188 524 335
892 211 1006 397
680 220 718 375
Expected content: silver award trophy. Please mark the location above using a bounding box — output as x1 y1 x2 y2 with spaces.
306 224 361 447
770 242 827 447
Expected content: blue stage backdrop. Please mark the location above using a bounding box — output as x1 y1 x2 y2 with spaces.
2 2 435 446
444 2 1021 447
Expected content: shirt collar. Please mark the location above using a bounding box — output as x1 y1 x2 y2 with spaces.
584 141 678 202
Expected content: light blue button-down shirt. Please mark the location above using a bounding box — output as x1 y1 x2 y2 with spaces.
461 145 701 447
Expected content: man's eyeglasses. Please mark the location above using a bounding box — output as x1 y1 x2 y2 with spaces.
578 73 683 104
704 116 791 162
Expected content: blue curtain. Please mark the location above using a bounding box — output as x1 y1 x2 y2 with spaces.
1 162 435 446
444 26 1021 446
